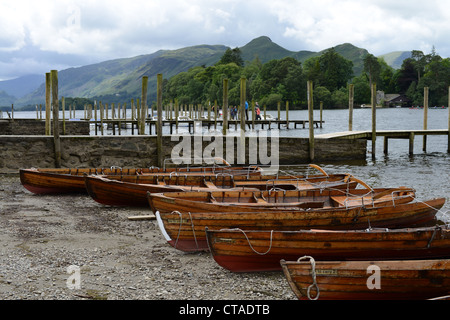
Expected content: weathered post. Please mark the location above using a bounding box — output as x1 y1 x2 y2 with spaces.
62 97 66 135
423 86 429 152
320 101 323 128
349 84 354 131
51 70 61 167
286 101 289 129
240 78 246 133
371 83 377 160
448 86 450 153
175 99 179 131
251 100 255 130
223 78 229 136
239 77 246 164
156 74 163 167
45 73 51 135
141 76 148 135
214 100 218 130
308 81 314 162
277 102 281 129
100 102 104 135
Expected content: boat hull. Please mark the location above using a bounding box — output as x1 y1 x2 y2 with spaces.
19 165 262 195
148 188 416 215
280 258 450 300
86 173 358 207
155 197 445 252
206 226 450 272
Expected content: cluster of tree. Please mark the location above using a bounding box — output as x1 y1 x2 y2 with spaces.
396 48 449 107
163 47 355 109
163 47 449 109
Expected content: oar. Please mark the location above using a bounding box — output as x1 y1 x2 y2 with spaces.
308 164 328 176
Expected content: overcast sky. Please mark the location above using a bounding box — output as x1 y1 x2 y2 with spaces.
0 0 449 80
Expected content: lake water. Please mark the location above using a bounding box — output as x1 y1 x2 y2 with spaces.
7 107 450 222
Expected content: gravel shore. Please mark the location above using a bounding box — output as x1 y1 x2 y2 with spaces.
0 174 296 301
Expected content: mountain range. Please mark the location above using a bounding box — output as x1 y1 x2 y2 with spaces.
0 36 413 108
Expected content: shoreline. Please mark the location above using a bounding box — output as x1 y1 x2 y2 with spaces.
0 173 296 300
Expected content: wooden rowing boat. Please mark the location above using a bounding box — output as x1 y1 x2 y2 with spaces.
206 225 450 272
280 257 450 300
148 186 417 214
85 172 359 207
19 164 262 194
154 195 445 252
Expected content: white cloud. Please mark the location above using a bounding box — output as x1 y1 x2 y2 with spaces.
267 0 450 55
0 0 448 80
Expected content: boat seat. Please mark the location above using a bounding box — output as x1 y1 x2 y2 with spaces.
204 181 217 189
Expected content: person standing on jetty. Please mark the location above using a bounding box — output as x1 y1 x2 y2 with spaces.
245 101 249 120
255 102 261 120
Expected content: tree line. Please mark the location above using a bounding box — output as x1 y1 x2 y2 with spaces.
163 47 450 109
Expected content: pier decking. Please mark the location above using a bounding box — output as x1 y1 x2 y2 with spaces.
316 129 450 155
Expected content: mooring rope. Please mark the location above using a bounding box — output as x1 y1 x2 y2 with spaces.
412 196 450 221
236 229 274 255
173 211 183 249
187 212 199 250
297 255 320 300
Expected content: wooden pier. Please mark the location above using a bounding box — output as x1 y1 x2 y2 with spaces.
93 118 324 135
316 129 450 155
149 119 324 134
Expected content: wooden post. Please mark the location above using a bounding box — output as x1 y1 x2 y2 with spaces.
141 76 148 135
448 86 450 153
308 81 314 162
349 84 354 131
286 101 289 129
423 86 429 152
156 74 163 167
277 102 281 122
240 77 246 133
239 77 246 164
251 100 255 130
100 102 104 135
45 73 51 135
384 137 389 155
371 83 376 160
94 101 98 135
320 101 323 128
62 97 66 135
51 70 61 168
409 132 415 155
214 100 217 130
223 78 229 136
175 99 179 131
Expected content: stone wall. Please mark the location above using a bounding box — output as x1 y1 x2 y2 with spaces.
0 135 367 173
0 119 90 135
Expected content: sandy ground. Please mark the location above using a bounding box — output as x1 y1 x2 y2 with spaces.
0 173 296 301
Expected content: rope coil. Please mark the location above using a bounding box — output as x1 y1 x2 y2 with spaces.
297 255 320 300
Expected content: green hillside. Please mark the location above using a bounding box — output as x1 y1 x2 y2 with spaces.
378 51 412 69
14 37 407 108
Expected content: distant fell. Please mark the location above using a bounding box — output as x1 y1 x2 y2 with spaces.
11 37 413 108
378 51 412 69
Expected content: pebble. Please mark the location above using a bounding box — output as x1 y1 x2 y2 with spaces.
0 174 297 301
